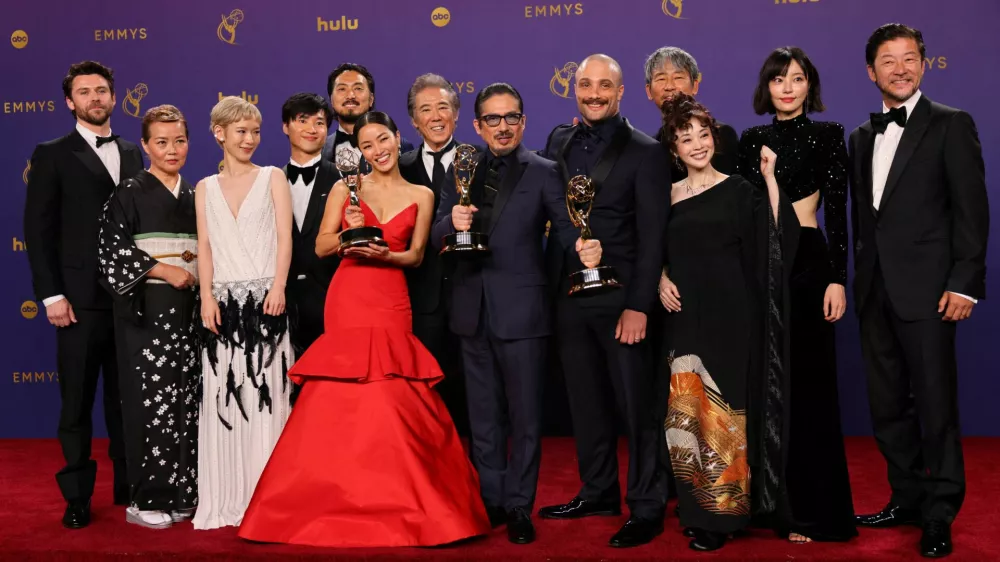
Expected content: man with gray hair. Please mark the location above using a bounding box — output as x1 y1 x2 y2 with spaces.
643 46 739 178
398 73 471 436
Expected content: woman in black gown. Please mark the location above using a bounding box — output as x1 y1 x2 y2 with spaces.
98 105 201 529
738 46 857 543
657 94 797 551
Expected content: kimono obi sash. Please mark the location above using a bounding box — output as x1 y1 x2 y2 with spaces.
135 233 199 284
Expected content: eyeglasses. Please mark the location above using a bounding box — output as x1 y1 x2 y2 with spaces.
479 112 524 127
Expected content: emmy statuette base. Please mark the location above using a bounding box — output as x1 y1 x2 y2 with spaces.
338 226 389 257
440 231 490 257
568 265 622 297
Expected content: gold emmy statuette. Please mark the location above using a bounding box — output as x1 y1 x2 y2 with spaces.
335 146 387 257
440 144 490 256
566 175 621 296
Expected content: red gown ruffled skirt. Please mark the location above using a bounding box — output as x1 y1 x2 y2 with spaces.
238 203 490 547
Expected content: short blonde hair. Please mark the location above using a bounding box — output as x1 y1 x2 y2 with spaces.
210 96 262 145
142 104 188 142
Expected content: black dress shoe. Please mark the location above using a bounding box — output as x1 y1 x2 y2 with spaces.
62 500 91 529
507 508 535 545
683 527 696 538
689 528 727 551
609 517 664 548
486 505 507 529
538 496 621 519
921 521 952 558
855 503 921 528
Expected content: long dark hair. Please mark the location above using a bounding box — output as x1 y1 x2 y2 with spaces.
752 46 825 115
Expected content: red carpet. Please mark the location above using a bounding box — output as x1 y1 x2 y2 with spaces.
0 437 997 561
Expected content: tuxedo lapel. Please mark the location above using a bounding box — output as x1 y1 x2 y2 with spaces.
301 161 335 237
488 145 528 236
281 164 303 237
117 142 142 181
859 124 876 217
879 95 932 212
69 130 116 188
407 146 433 187
554 126 576 185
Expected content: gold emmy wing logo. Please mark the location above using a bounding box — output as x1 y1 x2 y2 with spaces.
431 7 451 27
550 62 578 98
218 9 244 44
11 29 28 49
662 0 683 18
21 300 38 319
23 160 30 184
122 83 148 118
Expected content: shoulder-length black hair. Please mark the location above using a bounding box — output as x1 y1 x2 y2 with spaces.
752 46 825 115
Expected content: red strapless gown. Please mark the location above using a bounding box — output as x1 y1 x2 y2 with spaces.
238 201 490 547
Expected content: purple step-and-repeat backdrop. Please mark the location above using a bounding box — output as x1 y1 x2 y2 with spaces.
1 1 997 437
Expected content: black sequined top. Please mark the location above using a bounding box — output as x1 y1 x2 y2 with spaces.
738 114 848 285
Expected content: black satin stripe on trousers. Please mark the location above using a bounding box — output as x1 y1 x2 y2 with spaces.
860 262 965 524
782 227 857 540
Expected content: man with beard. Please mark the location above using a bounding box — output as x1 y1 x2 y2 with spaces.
321 63 413 167
848 24 988 558
431 83 602 544
23 60 144 529
537 54 669 548
280 93 341 402
643 47 738 179
398 74 470 434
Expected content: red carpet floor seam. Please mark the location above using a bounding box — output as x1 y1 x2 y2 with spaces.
0 437 998 561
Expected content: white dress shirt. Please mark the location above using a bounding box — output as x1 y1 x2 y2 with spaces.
44 123 123 308
871 91 975 304
288 154 321 231
420 137 457 180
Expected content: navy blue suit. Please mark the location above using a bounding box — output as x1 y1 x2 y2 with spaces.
431 143 578 511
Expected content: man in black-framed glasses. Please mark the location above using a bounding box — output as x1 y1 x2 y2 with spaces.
431 82 602 545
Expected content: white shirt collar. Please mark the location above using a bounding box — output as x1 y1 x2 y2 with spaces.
883 90 922 116
423 136 455 155
76 122 112 149
289 154 322 168
170 175 182 198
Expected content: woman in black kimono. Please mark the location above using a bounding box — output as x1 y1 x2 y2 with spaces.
97 105 200 529
656 93 797 551
738 47 857 544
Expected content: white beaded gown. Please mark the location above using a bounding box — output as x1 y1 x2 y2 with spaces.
192 166 292 530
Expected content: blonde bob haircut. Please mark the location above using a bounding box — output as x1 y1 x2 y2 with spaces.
210 96 262 146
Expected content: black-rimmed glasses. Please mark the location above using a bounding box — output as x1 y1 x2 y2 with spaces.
479 112 524 127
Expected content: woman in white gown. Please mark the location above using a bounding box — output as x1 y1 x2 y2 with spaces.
192 96 294 530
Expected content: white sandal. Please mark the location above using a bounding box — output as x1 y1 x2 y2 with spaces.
125 506 173 529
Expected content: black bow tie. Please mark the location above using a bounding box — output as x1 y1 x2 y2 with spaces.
95 134 120 148
287 162 320 185
870 106 908 134
334 129 357 148
426 139 457 161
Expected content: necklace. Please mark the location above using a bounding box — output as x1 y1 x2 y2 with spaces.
680 174 719 196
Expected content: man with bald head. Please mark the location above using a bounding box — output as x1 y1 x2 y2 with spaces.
643 46 739 179
538 54 669 548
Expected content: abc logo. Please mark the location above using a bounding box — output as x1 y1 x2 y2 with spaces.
11 30 29 49
21 300 38 319
431 7 451 27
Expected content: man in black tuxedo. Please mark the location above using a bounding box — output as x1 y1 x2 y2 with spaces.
398 74 469 434
537 54 669 548
23 60 144 529
431 83 602 544
848 24 989 558
280 93 341 401
321 63 414 167
643 46 738 178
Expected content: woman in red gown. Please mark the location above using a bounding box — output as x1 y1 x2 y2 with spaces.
238 111 490 547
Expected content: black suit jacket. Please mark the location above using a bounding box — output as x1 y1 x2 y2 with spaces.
542 118 671 315
848 94 989 320
430 144 579 339
655 121 739 179
284 159 340 290
24 129 144 310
